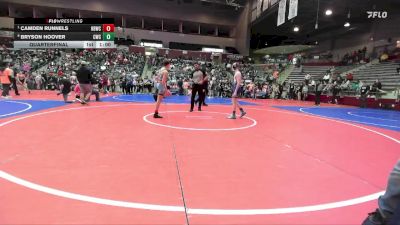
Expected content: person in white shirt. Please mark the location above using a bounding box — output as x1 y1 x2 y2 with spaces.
323 73 330 84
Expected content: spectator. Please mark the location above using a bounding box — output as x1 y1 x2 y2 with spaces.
296 82 304 101
372 79 382 92
35 73 44 90
58 76 73 103
315 79 324 106
304 73 311 85
362 160 400 225
1 63 12 98
332 81 341 104
301 82 309 101
359 81 370 108
323 72 331 84
288 80 295 100
16 71 30 93
8 63 19 96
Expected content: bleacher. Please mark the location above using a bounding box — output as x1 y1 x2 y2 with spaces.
287 64 365 84
352 61 400 91
287 66 331 83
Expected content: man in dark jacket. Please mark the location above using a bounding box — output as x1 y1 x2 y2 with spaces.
76 61 92 104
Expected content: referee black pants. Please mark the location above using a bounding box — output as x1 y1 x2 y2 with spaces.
201 84 208 105
191 83 204 110
1 84 10 97
11 78 19 95
315 91 322 105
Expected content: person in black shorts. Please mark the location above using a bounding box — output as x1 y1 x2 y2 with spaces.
228 63 246 119
153 60 171 118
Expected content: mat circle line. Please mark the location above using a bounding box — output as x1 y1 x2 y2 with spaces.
347 111 400 122
143 111 257 131
299 108 400 129
0 101 32 118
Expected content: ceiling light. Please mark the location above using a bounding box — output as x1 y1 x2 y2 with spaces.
293 26 299 32
325 9 333 16
344 22 350 27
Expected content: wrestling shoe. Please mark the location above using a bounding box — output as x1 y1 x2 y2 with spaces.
227 114 236 119
239 111 247 118
362 209 387 225
153 113 163 119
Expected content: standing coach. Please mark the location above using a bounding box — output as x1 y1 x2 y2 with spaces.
76 61 92 104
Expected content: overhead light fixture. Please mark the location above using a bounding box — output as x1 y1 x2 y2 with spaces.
325 9 333 16
293 26 299 32
344 22 350 27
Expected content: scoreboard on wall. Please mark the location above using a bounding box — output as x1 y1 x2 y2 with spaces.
13 18 116 49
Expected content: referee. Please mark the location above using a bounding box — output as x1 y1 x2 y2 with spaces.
190 63 205 112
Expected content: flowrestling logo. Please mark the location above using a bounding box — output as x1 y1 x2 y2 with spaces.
367 11 388 19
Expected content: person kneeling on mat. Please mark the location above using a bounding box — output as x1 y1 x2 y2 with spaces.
59 76 73 103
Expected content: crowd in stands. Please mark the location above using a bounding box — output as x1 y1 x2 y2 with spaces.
291 68 385 105
0 48 61 96
0 49 347 103
147 55 293 99
0 47 392 105
1 48 148 98
341 47 369 65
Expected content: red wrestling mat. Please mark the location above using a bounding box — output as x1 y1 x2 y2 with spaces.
0 102 398 224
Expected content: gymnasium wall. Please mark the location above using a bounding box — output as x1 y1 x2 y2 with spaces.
312 15 400 61
235 1 252 56
2 0 238 26
116 28 236 51
0 17 13 29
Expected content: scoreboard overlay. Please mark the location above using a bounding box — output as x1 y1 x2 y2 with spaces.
13 18 116 49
